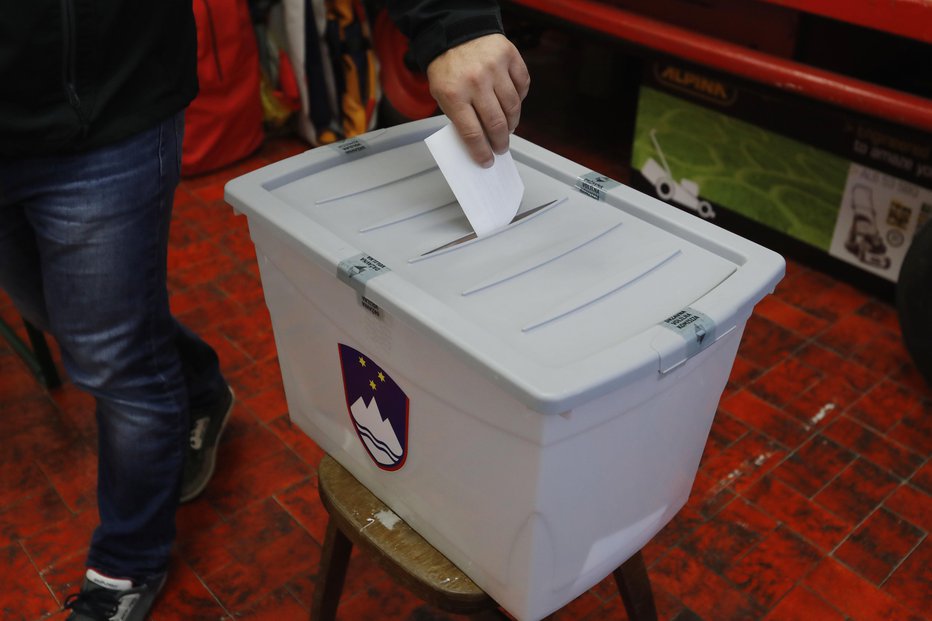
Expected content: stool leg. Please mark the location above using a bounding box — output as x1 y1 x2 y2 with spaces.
23 319 61 389
311 519 354 621
613 551 657 621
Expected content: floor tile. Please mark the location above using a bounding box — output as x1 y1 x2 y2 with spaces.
847 379 926 432
813 458 901 524
886 401 932 455
0 452 47 511
275 477 329 546
723 526 822 610
733 316 805 369
834 507 924 585
747 357 823 410
217 309 279 363
804 281 872 322
720 390 809 448
21 508 96 572
201 500 321 612
851 329 914 377
702 410 748 462
36 440 97 513
0 487 72 548
651 547 759 621
742 476 850 553
698 432 786 500
770 434 856 498
761 585 845 621
882 538 932 616
331 570 424 621
0 544 61 621
822 415 924 479
151 558 229 620
235 587 309 621
42 550 87 605
678 498 776 573
912 460 932 495
793 342 878 397
882 483 932 532
804 557 925 621
725 354 763 392
266 415 327 467
752 295 830 339
241 385 290 423
203 448 312 516
817 313 883 358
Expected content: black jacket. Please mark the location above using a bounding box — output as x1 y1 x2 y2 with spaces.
388 0 504 71
0 0 503 158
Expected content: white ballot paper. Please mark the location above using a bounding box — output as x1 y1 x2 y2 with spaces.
425 123 524 237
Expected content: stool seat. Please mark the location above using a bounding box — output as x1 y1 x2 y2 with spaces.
314 454 497 616
312 454 657 621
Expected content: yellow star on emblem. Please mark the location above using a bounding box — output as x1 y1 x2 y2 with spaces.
369 379 377 390
358 356 366 367
377 371 385 382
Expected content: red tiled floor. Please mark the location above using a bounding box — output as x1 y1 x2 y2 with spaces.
2 45 932 621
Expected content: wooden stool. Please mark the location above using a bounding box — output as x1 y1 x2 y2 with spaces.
311 454 658 621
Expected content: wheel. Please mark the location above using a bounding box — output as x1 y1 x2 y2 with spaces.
897 219 932 386
697 200 716 219
655 178 675 201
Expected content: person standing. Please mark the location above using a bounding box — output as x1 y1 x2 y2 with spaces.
0 1 528 620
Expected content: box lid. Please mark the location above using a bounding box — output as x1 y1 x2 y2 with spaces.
226 116 784 414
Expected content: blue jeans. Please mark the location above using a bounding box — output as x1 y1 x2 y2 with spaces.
0 112 227 582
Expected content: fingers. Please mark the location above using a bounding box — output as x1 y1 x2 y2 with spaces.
426 34 530 167
444 103 495 167
474 85 511 156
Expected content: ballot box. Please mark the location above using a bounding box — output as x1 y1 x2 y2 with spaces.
225 116 784 621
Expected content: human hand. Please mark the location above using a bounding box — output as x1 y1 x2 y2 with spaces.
426 33 530 167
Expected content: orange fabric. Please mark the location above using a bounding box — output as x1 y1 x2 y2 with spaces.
182 0 264 176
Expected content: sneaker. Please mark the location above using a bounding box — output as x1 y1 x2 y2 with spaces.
180 385 234 503
63 569 165 621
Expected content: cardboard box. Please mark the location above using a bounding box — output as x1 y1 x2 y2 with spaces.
631 58 932 296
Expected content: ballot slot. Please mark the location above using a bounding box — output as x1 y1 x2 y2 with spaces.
412 197 566 261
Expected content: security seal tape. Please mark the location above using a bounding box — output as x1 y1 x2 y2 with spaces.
337 253 390 296
659 307 717 360
330 136 369 156
575 172 621 201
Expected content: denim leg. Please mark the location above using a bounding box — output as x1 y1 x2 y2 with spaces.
0 112 225 581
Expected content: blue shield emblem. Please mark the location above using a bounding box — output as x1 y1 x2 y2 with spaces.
338 344 409 470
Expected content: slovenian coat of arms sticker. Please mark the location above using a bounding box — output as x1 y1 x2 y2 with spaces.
337 344 409 470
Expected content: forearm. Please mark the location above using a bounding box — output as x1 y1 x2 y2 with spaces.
387 0 504 70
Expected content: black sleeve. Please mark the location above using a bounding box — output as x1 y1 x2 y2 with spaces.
387 0 504 71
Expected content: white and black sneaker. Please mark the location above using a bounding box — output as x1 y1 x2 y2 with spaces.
180 385 234 503
63 569 165 621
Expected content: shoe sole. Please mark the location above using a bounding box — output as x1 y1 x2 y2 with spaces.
179 387 234 504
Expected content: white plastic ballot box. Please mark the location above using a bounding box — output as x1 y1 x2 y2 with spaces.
225 116 785 621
